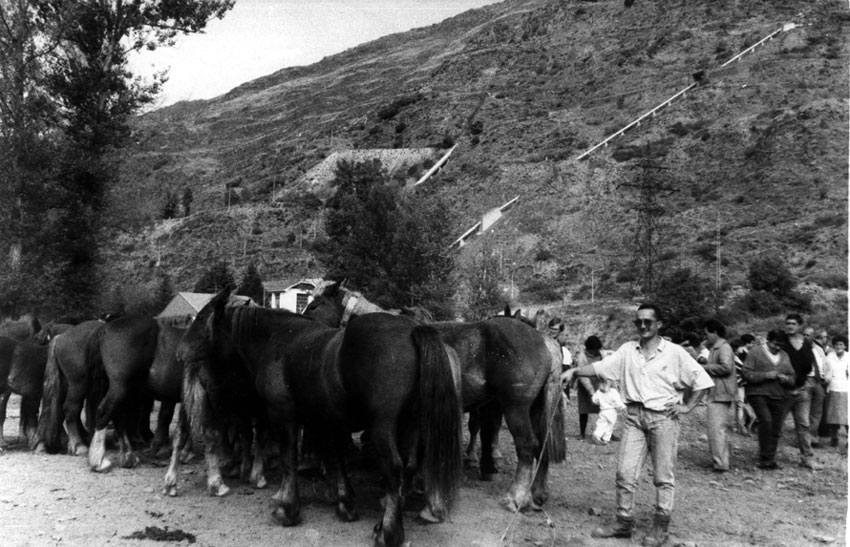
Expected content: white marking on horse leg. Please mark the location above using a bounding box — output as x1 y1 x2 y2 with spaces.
88 429 112 472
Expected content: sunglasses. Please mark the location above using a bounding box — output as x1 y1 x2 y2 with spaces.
633 319 656 328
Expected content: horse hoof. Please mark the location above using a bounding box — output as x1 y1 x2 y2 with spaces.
207 481 230 497
499 496 519 513
272 506 302 527
92 458 113 473
73 445 88 457
336 503 359 522
163 485 178 497
252 475 268 489
121 453 140 469
417 507 443 524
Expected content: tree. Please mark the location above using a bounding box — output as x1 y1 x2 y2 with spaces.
0 0 67 317
237 262 264 305
748 256 796 297
651 267 718 341
153 270 174 312
40 0 233 317
194 261 235 294
322 159 456 318
162 189 178 219
460 242 505 320
181 186 193 216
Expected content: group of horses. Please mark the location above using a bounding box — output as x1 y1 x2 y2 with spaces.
0 284 566 547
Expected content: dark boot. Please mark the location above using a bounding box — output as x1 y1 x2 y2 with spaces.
642 514 670 547
591 517 633 538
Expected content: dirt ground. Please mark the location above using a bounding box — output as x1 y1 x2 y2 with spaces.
0 396 846 547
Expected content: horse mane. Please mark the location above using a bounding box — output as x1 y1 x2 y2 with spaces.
224 305 306 348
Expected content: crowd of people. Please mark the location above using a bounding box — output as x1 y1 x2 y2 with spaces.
554 305 847 547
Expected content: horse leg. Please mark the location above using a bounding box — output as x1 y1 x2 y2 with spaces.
116 406 140 469
152 400 175 458
21 396 40 448
270 418 302 526
134 397 155 447
371 420 406 547
247 420 268 489
530 407 551 508
478 402 503 480
89 384 128 472
64 381 89 455
328 431 358 522
163 405 189 497
499 406 538 513
464 410 480 467
203 425 231 497
0 389 9 450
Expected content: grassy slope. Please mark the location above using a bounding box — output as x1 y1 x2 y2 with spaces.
106 0 848 324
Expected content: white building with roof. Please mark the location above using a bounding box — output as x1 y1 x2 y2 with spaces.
263 278 323 313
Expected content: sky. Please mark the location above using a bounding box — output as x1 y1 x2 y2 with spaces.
129 0 499 108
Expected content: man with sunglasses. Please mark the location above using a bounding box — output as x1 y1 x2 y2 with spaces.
561 303 712 547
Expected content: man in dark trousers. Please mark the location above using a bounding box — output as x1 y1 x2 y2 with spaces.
781 313 821 470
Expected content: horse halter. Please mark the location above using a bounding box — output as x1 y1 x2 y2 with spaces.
339 292 360 327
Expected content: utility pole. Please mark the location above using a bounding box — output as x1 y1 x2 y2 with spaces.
619 158 677 295
715 214 722 290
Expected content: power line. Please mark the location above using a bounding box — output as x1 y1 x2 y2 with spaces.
448 22 801 250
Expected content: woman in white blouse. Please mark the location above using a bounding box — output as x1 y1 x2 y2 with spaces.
823 335 848 449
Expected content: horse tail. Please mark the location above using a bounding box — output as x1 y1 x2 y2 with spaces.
36 337 64 453
412 324 462 517
542 336 567 463
181 361 208 450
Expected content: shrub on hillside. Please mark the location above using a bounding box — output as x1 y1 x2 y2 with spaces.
651 268 718 340
521 278 561 303
748 256 796 296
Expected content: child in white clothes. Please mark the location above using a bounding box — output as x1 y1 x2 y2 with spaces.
591 380 626 444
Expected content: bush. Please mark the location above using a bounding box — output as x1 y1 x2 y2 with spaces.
651 268 718 338
522 278 560 303
748 256 796 296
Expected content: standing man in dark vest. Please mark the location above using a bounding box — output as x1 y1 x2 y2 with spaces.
781 313 822 470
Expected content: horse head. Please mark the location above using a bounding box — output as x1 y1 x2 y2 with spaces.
302 285 345 327
178 288 232 370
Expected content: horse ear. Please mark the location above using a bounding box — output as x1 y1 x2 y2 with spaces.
325 282 340 297
210 288 231 317
503 305 511 317
512 309 522 319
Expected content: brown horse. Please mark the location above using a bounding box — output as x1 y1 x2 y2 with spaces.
170 289 462 547
303 282 566 512
85 315 185 471
34 321 105 455
0 336 49 450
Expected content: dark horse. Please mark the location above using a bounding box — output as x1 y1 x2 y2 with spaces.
303 282 566 512
170 290 462 547
34 320 105 455
0 336 48 449
86 316 184 471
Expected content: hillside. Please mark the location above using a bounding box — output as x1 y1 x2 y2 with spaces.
106 0 849 314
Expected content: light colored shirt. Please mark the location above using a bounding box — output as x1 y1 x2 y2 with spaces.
561 346 573 367
592 388 626 411
592 338 714 411
810 343 826 379
824 352 849 393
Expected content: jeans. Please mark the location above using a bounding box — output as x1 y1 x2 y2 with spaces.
808 380 825 438
616 403 679 520
782 380 814 461
748 395 786 463
706 401 731 470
